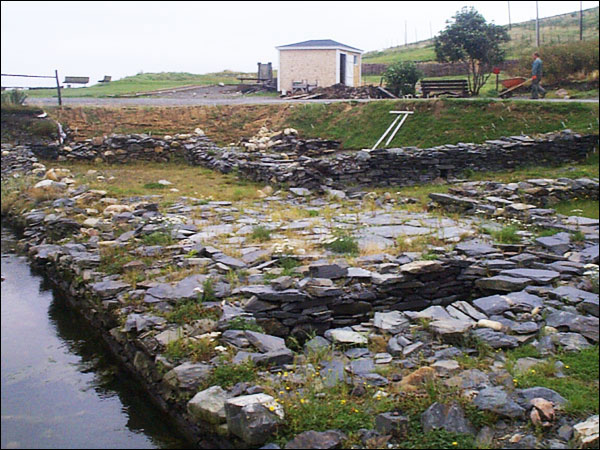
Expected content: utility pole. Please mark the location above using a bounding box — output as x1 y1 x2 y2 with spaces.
536 1 540 48
507 1 512 30
580 0 583 40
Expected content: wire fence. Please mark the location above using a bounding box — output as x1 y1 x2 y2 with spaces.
1 71 62 105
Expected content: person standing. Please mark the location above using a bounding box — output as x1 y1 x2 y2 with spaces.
531 52 546 99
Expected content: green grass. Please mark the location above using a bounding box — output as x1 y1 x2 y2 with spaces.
553 199 600 219
250 225 272 242
224 317 264 332
165 298 221 324
324 232 359 255
204 361 257 389
285 99 599 150
141 231 174 246
362 6 599 64
164 337 217 363
506 345 599 417
25 71 254 98
483 225 522 244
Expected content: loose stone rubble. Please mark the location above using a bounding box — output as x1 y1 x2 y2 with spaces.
1 127 598 448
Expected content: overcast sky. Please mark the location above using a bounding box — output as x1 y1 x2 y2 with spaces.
1 1 598 87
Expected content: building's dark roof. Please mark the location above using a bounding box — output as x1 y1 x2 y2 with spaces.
277 39 363 52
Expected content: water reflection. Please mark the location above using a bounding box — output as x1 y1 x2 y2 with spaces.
1 227 191 449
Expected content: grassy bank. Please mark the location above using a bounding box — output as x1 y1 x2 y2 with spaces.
48 100 599 150
363 6 599 64
24 71 253 98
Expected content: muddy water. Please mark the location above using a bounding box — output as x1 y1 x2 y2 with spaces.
1 227 191 449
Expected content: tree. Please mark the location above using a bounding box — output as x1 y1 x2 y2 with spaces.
434 7 510 96
383 61 423 97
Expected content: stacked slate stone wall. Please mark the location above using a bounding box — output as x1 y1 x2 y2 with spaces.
27 130 598 190
186 131 598 190
237 259 479 337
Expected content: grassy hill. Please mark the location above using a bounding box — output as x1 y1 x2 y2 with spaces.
25 71 255 98
363 6 599 64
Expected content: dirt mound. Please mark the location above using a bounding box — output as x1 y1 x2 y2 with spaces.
289 83 391 99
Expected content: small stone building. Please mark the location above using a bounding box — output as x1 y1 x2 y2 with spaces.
276 39 363 94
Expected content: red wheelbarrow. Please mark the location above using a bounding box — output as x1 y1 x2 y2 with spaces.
499 77 531 98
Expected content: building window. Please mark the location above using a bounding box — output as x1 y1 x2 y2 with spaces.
353 55 358 65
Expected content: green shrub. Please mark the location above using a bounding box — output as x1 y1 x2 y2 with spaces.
250 225 271 242
1 89 27 106
29 119 58 138
383 61 424 96
225 316 264 332
141 231 173 246
324 232 359 255
205 361 257 389
166 298 221 324
517 40 599 84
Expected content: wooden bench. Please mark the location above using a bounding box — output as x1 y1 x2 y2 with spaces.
97 75 111 83
421 79 468 98
63 76 89 85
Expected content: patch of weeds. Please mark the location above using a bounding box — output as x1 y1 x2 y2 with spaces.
486 225 521 244
164 337 217 363
535 228 561 238
403 426 475 449
143 182 166 190
308 209 320 217
98 245 134 275
184 249 199 258
166 298 221 324
421 251 439 260
396 234 444 253
324 231 359 255
507 346 599 417
250 225 272 242
141 231 173 246
202 278 216 302
570 230 586 243
274 383 393 444
204 360 257 389
278 257 301 277
225 316 264 332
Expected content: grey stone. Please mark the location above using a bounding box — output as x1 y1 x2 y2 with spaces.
421 402 475 434
309 263 347 279
285 430 347 449
225 394 283 445
245 331 287 353
187 385 228 424
473 295 512 319
374 412 409 437
580 298 599 317
536 233 571 255
455 240 498 257
500 268 560 284
471 328 519 349
347 358 375 376
373 311 409 334
446 369 490 390
430 318 474 341
163 362 211 390
304 336 331 354
90 279 130 298
546 311 599 342
552 332 592 351
473 387 525 418
476 275 532 292
515 387 567 408
324 328 368 345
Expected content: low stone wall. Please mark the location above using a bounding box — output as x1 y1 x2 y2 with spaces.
186 131 598 190
23 129 599 191
235 259 478 337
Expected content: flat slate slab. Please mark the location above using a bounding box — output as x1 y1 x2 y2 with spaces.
500 268 560 284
